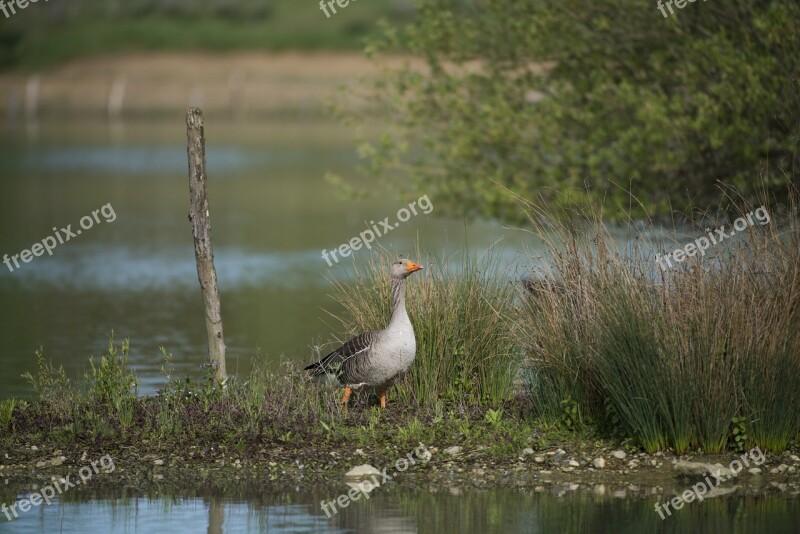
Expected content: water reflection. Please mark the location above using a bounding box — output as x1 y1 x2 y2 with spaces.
1 481 798 533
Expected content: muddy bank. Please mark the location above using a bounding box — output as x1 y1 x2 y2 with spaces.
3 441 799 502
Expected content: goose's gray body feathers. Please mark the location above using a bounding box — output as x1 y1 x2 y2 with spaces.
305 259 421 397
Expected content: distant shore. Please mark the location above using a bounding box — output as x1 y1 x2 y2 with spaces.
0 52 405 119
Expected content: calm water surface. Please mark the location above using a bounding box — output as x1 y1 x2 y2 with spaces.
1 480 798 533
0 119 531 398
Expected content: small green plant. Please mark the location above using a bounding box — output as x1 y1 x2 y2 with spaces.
83 408 113 439
320 419 336 440
455 417 472 439
432 400 444 425
198 363 225 414
114 395 135 431
0 398 16 432
484 408 504 430
160 346 174 383
22 348 74 419
367 407 382 429
560 396 581 431
603 396 624 436
236 370 268 434
729 416 748 452
154 404 181 440
87 336 137 407
397 417 424 443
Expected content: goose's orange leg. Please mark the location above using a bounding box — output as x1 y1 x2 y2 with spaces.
379 390 387 409
340 387 352 406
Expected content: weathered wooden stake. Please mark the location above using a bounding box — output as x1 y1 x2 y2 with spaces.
186 108 227 384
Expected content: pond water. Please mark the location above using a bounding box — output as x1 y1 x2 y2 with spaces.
1 479 798 533
0 118 531 399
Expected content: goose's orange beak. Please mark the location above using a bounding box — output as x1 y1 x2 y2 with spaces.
407 261 423 273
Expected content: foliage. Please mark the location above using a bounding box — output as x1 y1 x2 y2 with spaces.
559 397 581 432
0 399 16 433
0 0 416 70
484 408 503 429
730 416 748 453
22 347 76 420
353 0 800 221
86 336 138 407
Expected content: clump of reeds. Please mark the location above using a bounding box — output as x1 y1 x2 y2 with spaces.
516 190 800 453
328 251 520 407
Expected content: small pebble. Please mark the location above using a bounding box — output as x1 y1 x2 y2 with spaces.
444 446 463 456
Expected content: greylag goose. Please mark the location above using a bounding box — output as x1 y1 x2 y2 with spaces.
305 259 423 408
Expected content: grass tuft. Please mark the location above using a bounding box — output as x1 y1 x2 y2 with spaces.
516 190 800 453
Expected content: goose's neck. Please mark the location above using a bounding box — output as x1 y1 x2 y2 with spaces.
389 277 409 326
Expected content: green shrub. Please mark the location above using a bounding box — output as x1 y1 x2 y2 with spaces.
354 0 800 221
86 336 138 407
22 348 76 420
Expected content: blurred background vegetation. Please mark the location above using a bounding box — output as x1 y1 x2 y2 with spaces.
354 0 800 222
0 0 416 69
1 0 797 221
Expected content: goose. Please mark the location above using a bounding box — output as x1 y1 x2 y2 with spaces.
305 258 423 408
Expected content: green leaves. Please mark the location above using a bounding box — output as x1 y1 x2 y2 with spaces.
360 0 800 221
484 408 504 429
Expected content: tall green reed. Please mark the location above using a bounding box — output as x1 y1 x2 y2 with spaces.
516 191 800 453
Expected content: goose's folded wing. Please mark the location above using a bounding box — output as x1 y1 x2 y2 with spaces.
304 331 377 378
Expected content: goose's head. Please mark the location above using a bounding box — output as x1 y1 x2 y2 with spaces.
391 258 423 280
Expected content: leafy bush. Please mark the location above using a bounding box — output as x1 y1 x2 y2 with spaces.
86 336 138 407
355 0 800 221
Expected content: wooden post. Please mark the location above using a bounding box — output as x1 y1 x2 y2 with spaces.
186 108 227 384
